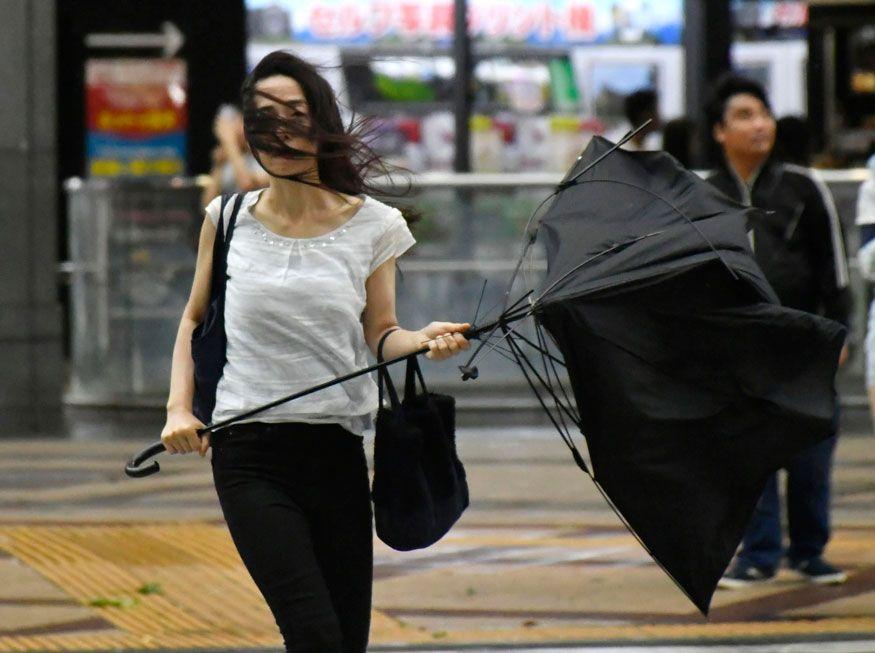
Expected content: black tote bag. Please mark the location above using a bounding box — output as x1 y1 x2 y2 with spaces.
191 193 244 424
371 334 469 551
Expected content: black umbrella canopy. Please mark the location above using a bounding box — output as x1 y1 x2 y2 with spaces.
536 136 776 305
530 137 845 614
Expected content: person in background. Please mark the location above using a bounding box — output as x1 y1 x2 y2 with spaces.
661 117 697 169
856 144 875 248
606 88 662 150
855 147 875 428
200 104 269 209
705 74 852 588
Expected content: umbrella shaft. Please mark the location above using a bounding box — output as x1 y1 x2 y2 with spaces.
200 308 534 434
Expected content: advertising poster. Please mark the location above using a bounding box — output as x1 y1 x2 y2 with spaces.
246 0 683 48
85 59 188 177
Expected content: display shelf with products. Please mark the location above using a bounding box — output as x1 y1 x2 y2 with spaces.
339 45 600 173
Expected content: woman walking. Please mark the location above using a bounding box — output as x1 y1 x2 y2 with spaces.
160 51 470 652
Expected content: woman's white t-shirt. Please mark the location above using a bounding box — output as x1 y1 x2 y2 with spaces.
204 189 416 436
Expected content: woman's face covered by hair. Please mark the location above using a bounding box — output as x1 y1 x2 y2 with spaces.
243 75 325 180
239 52 395 198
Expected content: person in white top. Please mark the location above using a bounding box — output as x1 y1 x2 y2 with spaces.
160 51 470 652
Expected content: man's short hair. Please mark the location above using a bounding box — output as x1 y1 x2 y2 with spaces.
704 74 772 131
624 89 658 126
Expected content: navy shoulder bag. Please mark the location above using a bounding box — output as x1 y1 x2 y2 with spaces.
191 193 244 424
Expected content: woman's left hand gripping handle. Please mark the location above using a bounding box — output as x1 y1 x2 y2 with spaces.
161 409 210 457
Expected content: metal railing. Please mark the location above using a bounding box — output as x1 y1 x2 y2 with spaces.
62 170 872 410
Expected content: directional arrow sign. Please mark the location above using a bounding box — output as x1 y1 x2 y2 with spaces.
85 21 184 57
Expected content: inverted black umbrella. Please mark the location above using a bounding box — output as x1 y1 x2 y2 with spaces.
457 135 844 615
126 130 844 616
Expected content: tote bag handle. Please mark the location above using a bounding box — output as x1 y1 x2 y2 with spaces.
377 327 403 410
404 352 429 401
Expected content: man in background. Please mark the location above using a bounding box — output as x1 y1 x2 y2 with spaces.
706 74 851 588
606 88 661 151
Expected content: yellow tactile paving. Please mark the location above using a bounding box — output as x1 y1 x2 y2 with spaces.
0 524 281 638
0 523 428 650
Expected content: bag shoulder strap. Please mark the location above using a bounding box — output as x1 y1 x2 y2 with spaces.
207 194 230 296
222 192 244 248
210 193 245 300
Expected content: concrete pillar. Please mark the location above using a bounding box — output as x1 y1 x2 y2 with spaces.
0 0 63 433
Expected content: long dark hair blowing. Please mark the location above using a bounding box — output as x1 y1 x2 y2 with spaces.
241 50 417 221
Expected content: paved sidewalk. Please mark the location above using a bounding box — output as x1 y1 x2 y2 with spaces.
0 423 874 650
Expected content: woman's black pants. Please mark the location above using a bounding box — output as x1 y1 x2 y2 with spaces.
210 421 373 653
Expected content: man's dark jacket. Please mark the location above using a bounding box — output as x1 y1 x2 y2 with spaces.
708 158 852 328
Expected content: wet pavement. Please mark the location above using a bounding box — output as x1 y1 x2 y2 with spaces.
1 413 874 651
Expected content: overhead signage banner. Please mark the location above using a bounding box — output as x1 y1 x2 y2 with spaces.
246 0 683 47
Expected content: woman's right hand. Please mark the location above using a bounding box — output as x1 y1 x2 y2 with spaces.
161 409 210 457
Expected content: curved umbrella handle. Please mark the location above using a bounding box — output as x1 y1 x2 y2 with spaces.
124 441 167 478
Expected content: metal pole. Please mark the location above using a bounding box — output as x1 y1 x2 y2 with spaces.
453 0 471 173
684 0 731 167
822 27 837 155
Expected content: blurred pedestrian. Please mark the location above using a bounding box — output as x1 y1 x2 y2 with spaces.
855 148 875 427
856 145 875 247
705 74 851 588
606 88 661 150
161 51 470 651
200 104 269 209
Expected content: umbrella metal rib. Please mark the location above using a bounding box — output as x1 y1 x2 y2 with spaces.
457 122 654 382
534 320 579 424
501 323 587 474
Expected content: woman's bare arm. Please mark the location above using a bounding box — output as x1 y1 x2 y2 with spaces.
161 216 217 456
166 216 216 412
362 257 469 361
